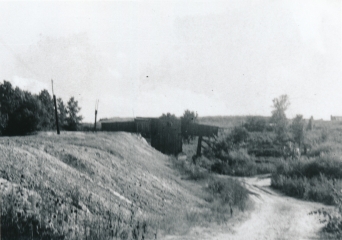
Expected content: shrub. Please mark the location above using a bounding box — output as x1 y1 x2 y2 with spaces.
309 181 342 239
210 149 276 176
205 126 250 162
244 116 268 132
271 174 335 205
306 142 342 157
271 156 342 205
207 178 249 211
169 157 209 180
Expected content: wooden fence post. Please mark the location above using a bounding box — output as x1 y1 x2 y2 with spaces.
94 99 99 132
52 80 60 135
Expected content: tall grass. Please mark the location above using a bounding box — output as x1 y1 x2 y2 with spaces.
168 156 250 224
210 149 276 176
1 179 155 240
170 156 209 180
271 155 342 205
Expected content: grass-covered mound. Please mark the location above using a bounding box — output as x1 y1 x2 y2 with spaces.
0 131 251 239
0 132 203 239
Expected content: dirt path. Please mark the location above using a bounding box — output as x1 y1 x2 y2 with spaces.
214 175 330 240
166 175 331 240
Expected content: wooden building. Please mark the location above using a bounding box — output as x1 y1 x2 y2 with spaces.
102 116 218 156
101 121 136 132
150 118 182 155
102 116 182 155
134 117 154 138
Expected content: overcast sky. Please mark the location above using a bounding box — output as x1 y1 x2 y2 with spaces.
0 0 340 122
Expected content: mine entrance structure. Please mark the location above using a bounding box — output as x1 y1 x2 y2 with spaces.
182 123 219 157
101 116 182 155
101 117 218 156
101 121 136 133
150 118 182 155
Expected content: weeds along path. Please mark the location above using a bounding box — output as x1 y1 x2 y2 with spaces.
214 175 329 240
165 175 331 240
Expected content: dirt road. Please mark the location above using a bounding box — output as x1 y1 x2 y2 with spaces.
214 175 330 240
166 175 331 240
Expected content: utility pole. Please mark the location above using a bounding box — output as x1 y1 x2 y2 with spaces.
94 99 99 132
52 80 60 135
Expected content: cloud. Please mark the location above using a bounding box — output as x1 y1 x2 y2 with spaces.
11 76 49 95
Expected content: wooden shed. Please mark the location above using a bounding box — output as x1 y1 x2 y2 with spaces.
101 117 182 155
134 117 154 138
101 121 136 133
150 118 182 155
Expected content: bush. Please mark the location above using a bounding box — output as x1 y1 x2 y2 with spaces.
306 142 342 157
271 156 342 205
244 116 268 132
207 178 249 211
210 149 257 176
170 157 209 180
210 149 276 176
273 155 342 180
271 174 335 205
205 126 250 162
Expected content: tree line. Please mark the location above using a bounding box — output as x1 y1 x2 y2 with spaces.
0 80 83 136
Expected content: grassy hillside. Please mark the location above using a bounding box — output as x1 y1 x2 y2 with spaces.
1 131 250 239
0 132 206 239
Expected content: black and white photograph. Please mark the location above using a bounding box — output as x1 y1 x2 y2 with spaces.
0 1 341 239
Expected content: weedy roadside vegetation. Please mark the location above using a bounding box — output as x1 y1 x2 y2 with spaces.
194 96 342 238
269 120 342 238
169 156 250 226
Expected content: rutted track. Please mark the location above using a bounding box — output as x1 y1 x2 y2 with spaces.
214 175 330 240
165 175 332 240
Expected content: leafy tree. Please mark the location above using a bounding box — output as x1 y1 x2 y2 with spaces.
57 98 67 129
207 126 250 164
159 112 178 121
230 126 250 147
244 116 267 132
37 89 55 130
307 116 314 131
271 95 290 146
291 114 305 148
0 80 43 135
0 81 15 134
5 92 43 135
0 81 22 116
181 109 198 142
65 97 83 131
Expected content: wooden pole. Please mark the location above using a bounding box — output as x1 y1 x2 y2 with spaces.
94 99 99 132
196 136 202 156
52 80 60 135
53 95 60 135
